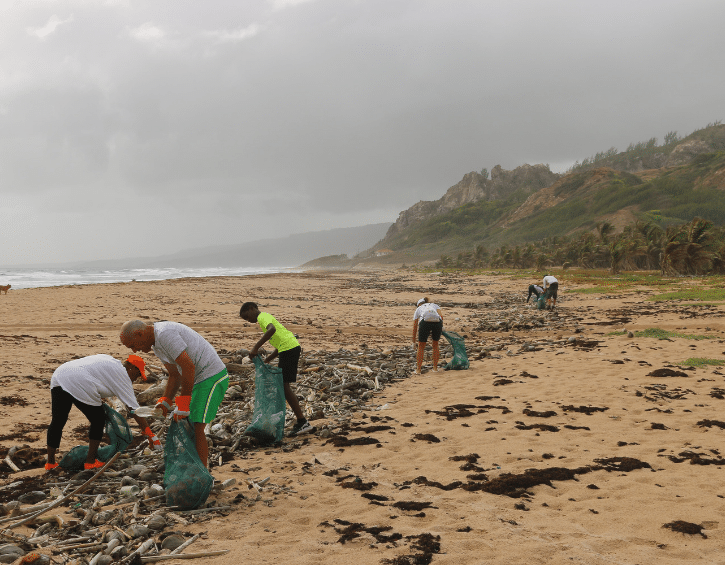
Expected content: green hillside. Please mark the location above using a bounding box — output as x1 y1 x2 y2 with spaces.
371 123 725 263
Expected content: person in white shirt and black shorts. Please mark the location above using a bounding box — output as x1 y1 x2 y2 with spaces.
412 297 444 375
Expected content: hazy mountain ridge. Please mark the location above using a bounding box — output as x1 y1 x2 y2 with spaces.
61 223 392 270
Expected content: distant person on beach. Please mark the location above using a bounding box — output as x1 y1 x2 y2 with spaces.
120 320 229 467
412 297 444 375
543 274 559 309
527 284 544 303
239 302 316 437
46 354 161 471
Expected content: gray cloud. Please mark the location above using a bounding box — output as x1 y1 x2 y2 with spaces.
1 0 724 264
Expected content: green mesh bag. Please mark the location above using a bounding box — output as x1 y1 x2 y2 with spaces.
442 330 470 371
244 356 286 445
163 419 213 510
59 404 133 470
536 289 550 310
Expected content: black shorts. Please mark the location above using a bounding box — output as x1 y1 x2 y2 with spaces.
547 282 559 299
418 320 443 343
278 345 301 383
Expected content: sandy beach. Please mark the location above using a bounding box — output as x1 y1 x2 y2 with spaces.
2 269 725 564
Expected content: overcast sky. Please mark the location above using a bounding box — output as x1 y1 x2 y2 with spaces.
1 0 723 265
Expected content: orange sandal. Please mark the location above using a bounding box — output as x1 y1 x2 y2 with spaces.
84 459 104 470
44 462 59 471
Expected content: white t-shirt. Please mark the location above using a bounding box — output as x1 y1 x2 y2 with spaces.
413 303 442 322
50 354 139 409
152 321 225 385
543 275 558 288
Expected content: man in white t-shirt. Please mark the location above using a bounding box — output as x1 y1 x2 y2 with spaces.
46 354 161 471
120 320 228 467
542 275 559 309
412 297 444 374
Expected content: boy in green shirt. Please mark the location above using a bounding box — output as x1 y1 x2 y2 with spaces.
239 302 315 437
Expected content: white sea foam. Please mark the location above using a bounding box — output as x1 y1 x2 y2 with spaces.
0 266 294 290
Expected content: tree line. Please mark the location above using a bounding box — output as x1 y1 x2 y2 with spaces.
436 217 725 275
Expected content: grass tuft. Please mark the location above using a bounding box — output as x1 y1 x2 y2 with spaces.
635 328 715 341
681 358 725 368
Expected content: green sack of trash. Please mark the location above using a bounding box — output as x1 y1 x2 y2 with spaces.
163 418 213 510
59 404 133 471
442 330 470 370
244 356 286 445
536 289 549 310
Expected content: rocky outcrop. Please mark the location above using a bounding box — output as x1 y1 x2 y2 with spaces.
665 139 715 167
385 164 559 238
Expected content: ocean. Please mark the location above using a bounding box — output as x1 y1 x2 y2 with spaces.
0 266 295 290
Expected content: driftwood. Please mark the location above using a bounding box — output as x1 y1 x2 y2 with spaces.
140 550 230 562
5 452 120 529
3 455 20 473
170 533 199 554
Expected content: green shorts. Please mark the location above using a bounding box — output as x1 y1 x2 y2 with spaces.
190 369 229 424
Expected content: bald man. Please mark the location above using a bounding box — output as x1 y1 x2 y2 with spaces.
120 320 228 467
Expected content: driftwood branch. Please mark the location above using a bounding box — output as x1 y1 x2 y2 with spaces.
140 550 230 562
170 533 199 554
5 452 120 530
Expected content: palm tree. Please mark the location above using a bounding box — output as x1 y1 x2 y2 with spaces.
662 217 715 275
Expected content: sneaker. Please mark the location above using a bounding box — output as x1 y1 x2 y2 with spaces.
44 462 59 471
289 420 316 437
84 459 104 470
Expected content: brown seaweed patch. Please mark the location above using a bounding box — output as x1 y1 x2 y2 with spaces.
697 419 725 429
325 436 381 447
593 457 652 472
478 404 512 414
448 453 480 463
493 379 515 386
648 368 689 378
523 409 557 418
408 476 463 491
361 493 390 502
412 434 441 443
340 479 378 491
666 450 725 465
466 473 489 481
382 533 441 565
663 520 707 538
562 405 609 415
392 501 436 512
0 395 29 407
328 519 403 544
564 425 591 431
459 462 485 472
478 466 592 497
515 422 559 432
710 388 725 399
425 405 476 420
349 425 395 433
0 423 47 443
475 396 501 401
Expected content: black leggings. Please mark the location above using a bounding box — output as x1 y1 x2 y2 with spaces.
47 386 105 448
527 285 542 302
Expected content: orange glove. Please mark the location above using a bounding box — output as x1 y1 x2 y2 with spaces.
143 426 162 451
172 395 191 422
156 396 173 417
